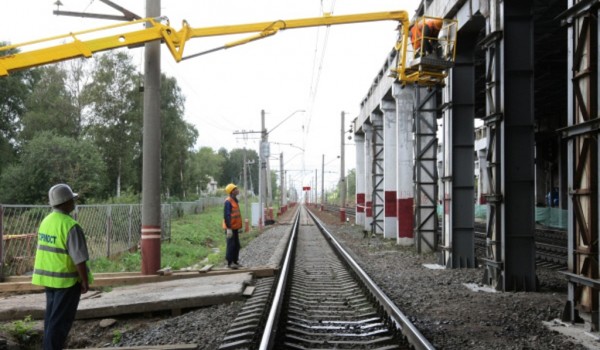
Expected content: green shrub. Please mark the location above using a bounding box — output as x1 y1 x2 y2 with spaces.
0 315 39 345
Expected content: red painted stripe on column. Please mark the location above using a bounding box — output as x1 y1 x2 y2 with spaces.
397 198 414 238
141 225 161 274
357 193 365 204
356 193 365 213
366 201 372 217
385 191 397 217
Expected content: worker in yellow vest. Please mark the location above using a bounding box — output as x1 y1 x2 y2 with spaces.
223 183 243 269
32 184 93 350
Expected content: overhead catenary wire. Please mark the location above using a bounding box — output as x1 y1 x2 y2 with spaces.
297 0 337 183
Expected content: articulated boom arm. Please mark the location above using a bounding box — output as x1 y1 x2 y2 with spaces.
0 10 451 85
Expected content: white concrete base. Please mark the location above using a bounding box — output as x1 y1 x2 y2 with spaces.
397 237 414 246
356 213 365 226
384 217 397 239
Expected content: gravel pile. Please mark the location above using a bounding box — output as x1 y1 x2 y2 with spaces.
66 210 591 349
67 224 292 349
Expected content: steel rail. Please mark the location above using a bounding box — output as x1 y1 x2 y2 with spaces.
305 208 436 350
258 207 300 349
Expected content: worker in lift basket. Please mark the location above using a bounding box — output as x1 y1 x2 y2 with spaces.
409 18 443 58
223 183 243 269
32 183 94 350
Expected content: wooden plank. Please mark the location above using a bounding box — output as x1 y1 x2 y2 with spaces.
4 271 142 282
0 267 277 293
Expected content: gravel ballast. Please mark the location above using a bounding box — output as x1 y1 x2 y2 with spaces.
62 208 594 349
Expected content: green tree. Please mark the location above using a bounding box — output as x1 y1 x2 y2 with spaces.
0 43 34 176
160 74 197 200
187 146 224 196
217 148 233 185
20 65 80 141
218 148 259 193
82 52 142 198
0 131 106 204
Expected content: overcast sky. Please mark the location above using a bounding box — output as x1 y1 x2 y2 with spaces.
2 0 420 192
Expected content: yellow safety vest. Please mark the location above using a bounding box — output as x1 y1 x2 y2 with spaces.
32 212 93 288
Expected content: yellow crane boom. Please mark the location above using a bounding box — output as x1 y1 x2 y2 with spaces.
0 11 455 86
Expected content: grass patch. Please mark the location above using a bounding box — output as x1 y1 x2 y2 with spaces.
0 315 39 346
90 204 260 273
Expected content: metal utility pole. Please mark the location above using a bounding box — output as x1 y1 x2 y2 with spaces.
340 111 347 208
243 148 249 231
280 152 285 212
259 109 267 228
314 169 318 206
232 130 260 229
321 154 325 209
283 169 288 210
235 109 303 225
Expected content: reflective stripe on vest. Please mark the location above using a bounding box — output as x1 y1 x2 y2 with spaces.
223 197 243 230
32 212 80 288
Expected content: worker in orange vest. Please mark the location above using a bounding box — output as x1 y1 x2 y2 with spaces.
223 183 243 269
409 18 443 57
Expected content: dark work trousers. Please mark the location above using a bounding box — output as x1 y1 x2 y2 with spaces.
43 283 81 350
225 229 241 265
423 25 437 55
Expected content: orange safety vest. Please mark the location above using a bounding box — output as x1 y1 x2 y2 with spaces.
409 19 443 51
223 197 243 230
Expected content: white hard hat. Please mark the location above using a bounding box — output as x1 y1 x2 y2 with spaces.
48 184 79 207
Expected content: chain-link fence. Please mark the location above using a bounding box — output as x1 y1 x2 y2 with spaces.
0 198 221 277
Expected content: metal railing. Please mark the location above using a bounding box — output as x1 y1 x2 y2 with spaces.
0 198 221 277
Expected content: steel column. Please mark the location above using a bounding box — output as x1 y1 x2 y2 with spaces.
371 113 385 235
481 0 537 291
414 87 439 253
561 0 600 330
445 30 477 268
481 0 504 290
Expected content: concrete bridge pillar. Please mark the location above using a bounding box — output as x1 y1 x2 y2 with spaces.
355 133 365 226
381 100 397 239
393 83 415 245
363 123 374 233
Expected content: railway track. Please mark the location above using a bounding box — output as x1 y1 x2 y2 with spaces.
322 204 567 270
220 205 433 350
